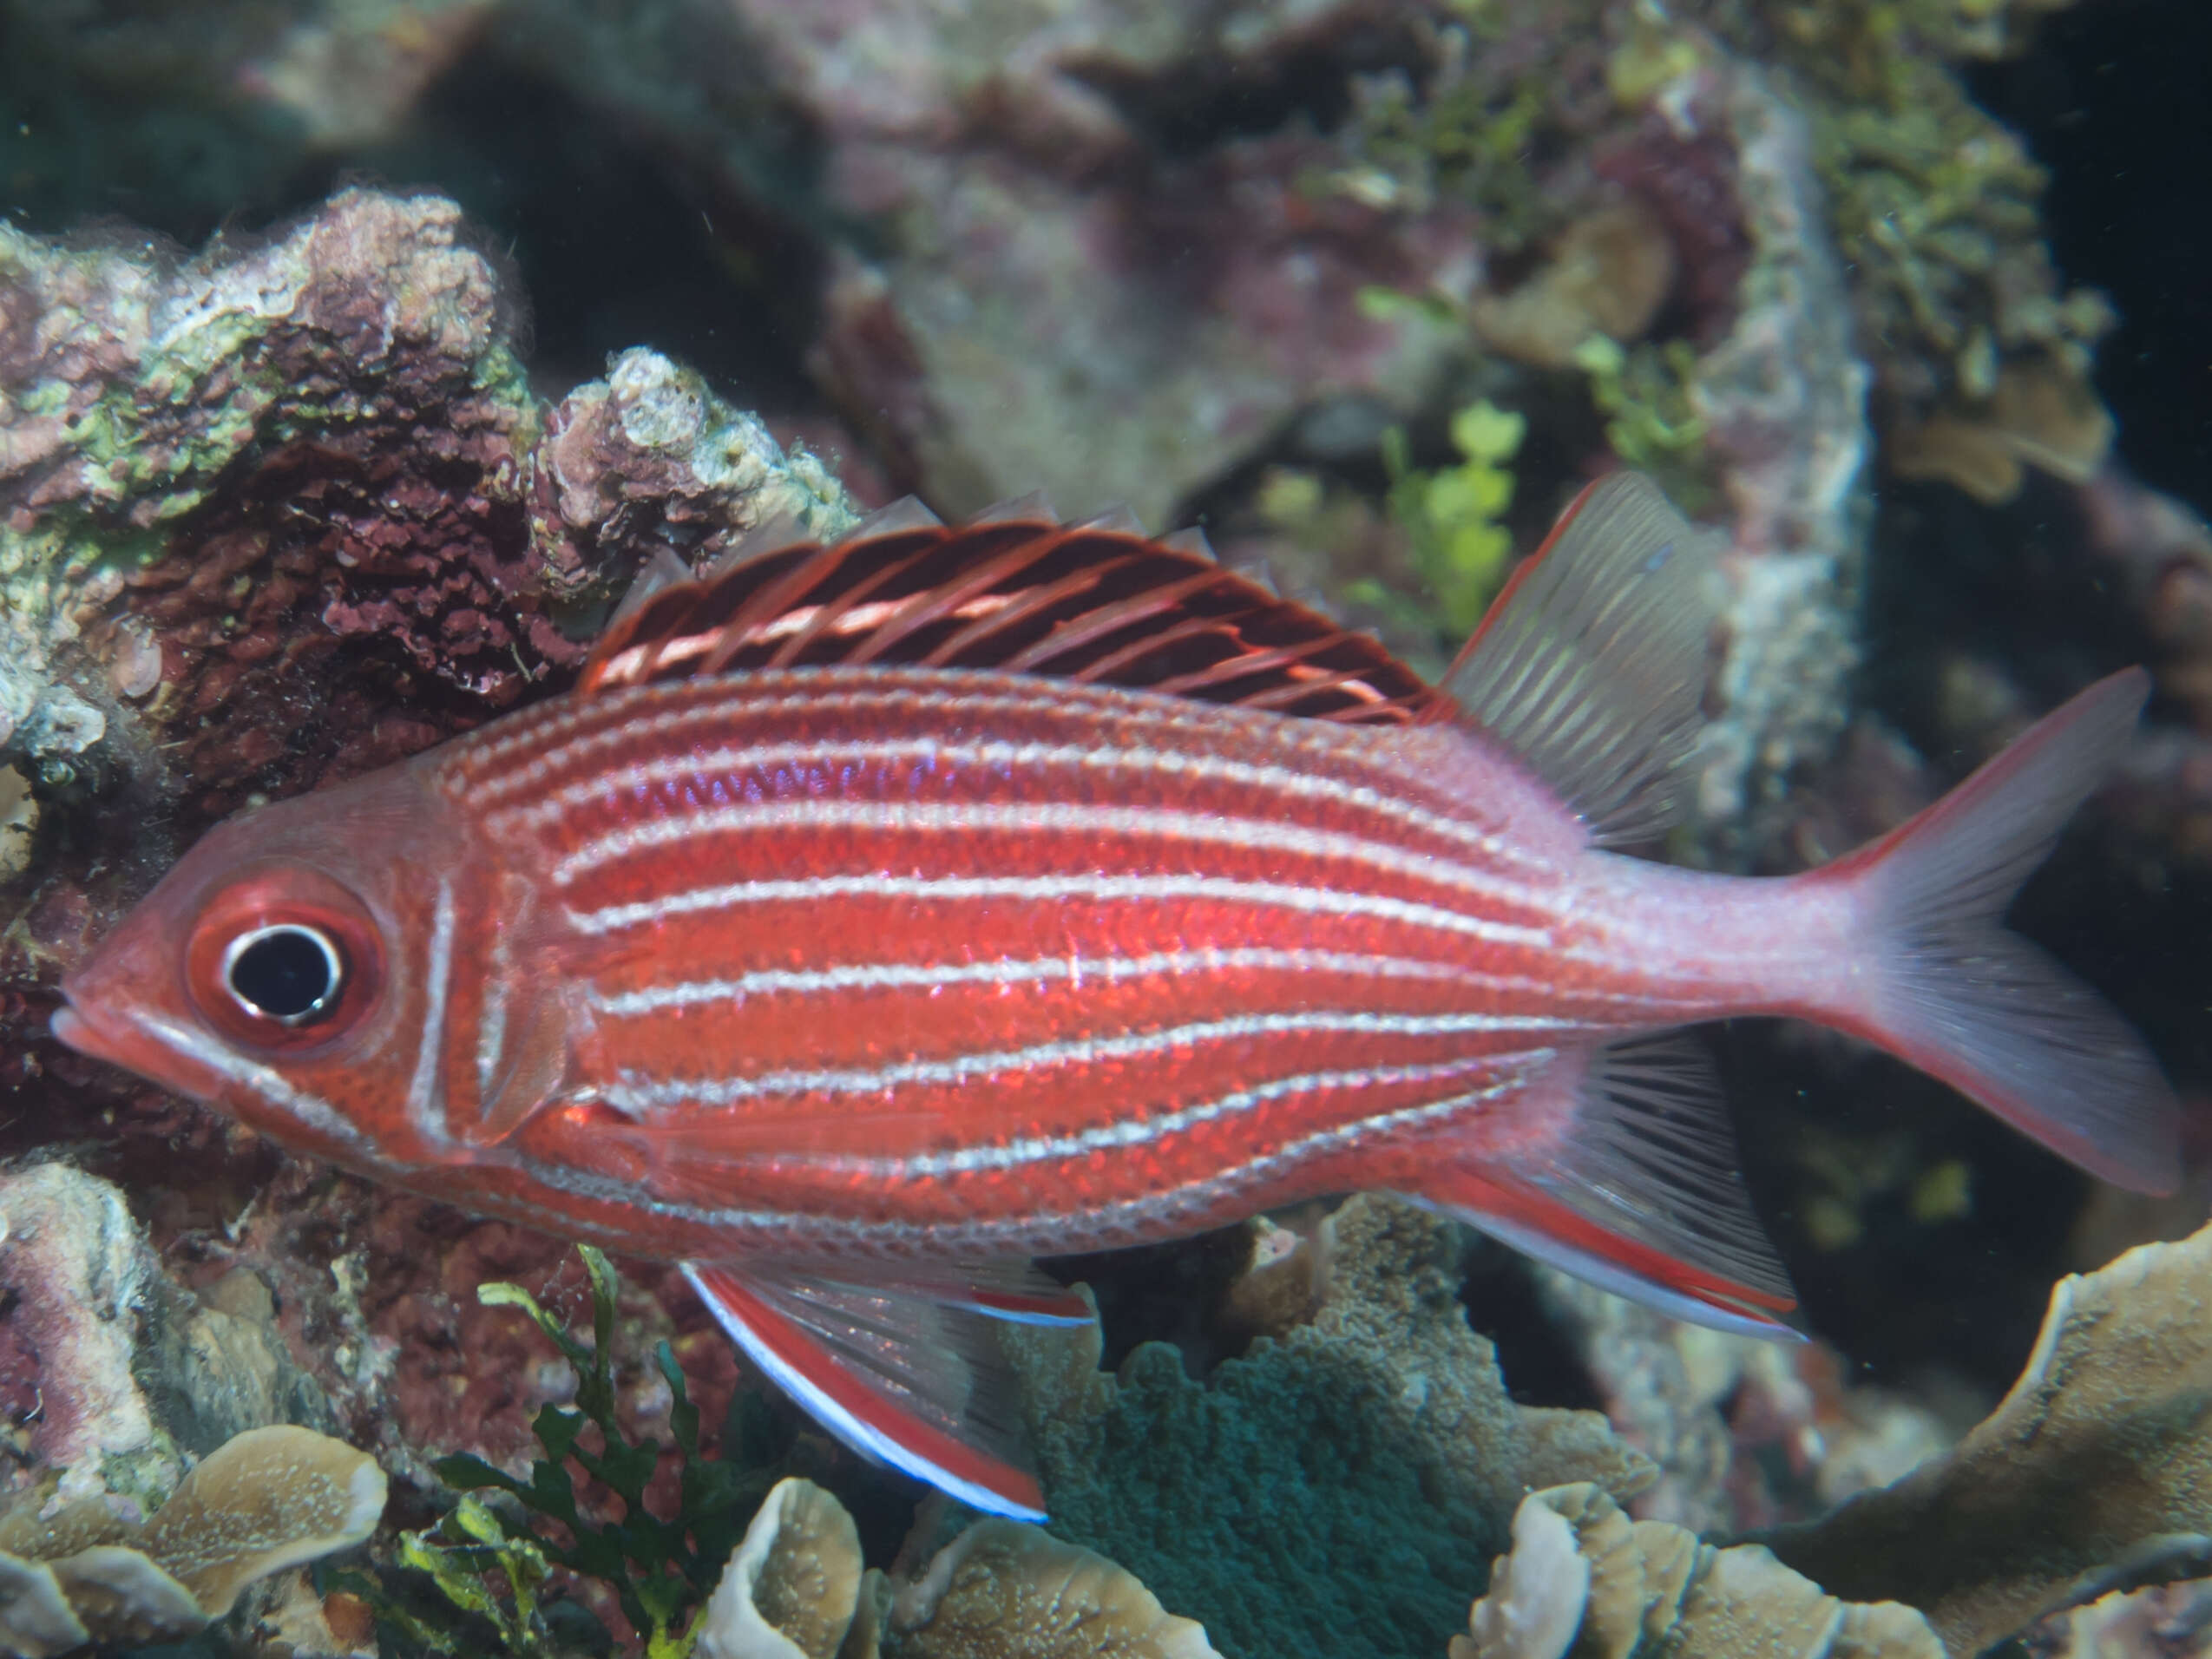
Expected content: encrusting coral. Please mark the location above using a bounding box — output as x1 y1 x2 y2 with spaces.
0 1423 384 1656
876 1521 1221 1659
0 1163 168 1508
0 186 856 822
1455 1485 1941 1659
694 1477 863 1659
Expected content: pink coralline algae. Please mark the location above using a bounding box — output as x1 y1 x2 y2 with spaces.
0 188 855 825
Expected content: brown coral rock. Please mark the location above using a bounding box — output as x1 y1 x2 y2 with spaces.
0 1425 382 1656
1766 1219 2212 1655
1470 200 1678 370
698 1484 1220 1659
1887 356 2115 505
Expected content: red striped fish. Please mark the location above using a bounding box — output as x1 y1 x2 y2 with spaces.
52 474 2177 1518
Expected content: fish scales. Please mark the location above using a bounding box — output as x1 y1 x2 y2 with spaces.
430 669 1618 1249
54 475 2178 1520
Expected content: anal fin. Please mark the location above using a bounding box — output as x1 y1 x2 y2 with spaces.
684 1260 1074 1519
1401 1032 1801 1337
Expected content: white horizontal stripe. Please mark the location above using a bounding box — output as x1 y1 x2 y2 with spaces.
605 1012 1565 1114
494 731 1531 872
457 674 1217 804
568 869 1552 949
509 1067 1542 1256
595 947 1687 1022
594 947 1473 1016
553 797 1552 933
801 1052 1524 1178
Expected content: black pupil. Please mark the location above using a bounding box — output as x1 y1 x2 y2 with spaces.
230 929 337 1021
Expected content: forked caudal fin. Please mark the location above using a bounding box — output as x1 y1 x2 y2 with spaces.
1398 479 2173 1333
1814 666 2180 1194
1399 672 2177 1336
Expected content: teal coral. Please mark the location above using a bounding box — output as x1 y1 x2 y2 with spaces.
1001 1197 1651 1659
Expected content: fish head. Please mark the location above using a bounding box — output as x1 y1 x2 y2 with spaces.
52 760 511 1170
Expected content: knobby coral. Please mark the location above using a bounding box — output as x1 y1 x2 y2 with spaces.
694 1478 1220 1659
1455 1484 1941 1659
0 187 856 823
0 1423 384 1656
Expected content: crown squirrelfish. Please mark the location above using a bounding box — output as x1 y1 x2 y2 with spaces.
51 473 2179 1520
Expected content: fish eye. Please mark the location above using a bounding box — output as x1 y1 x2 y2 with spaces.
183 868 385 1054
220 924 344 1026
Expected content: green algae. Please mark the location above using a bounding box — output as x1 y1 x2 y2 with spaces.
1741 0 2109 429
344 1247 788 1659
1373 397 1526 639
1574 335 1714 511
1329 17 1568 252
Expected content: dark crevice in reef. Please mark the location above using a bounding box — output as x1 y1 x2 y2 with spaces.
1967 0 2212 516
1064 20 1428 157
295 54 831 412
0 23 832 417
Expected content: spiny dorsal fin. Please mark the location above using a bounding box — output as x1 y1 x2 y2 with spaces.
1438 471 1722 845
579 507 1447 724
605 547 693 632
1074 502 1147 537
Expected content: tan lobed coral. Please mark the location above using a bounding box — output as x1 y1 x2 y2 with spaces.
1764 1217 2212 1656
694 1477 1218 1659
696 1475 865 1659
1455 1484 1942 1659
0 1424 384 1656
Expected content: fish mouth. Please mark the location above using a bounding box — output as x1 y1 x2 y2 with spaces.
50 1000 133 1072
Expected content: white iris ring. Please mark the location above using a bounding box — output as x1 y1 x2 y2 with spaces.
220 924 344 1027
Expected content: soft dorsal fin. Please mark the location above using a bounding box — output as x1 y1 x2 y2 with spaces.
1439 472 1721 845
579 501 1447 725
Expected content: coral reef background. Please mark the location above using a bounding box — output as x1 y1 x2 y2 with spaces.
1 0 2210 1655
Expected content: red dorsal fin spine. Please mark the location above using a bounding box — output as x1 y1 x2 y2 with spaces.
579 502 1449 725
